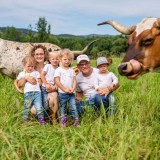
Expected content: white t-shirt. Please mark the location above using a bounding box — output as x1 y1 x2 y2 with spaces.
42 64 56 87
94 72 118 90
54 67 76 93
16 70 41 93
76 68 99 100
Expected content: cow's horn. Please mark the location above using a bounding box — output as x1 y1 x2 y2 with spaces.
156 18 160 26
72 39 98 54
98 20 136 35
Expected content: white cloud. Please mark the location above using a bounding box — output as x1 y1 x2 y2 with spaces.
1 0 160 35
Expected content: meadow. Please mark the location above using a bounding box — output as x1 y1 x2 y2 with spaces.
0 58 160 160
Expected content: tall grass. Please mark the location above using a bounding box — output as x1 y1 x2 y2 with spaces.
0 58 160 160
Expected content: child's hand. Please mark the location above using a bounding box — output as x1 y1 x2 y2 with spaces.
97 88 103 94
108 83 114 90
64 88 71 93
68 88 74 94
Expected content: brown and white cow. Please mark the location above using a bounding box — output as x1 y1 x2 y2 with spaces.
0 38 97 78
98 17 160 79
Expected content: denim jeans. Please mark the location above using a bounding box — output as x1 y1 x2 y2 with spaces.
41 86 49 116
76 94 96 117
24 91 44 119
76 93 110 116
58 93 78 118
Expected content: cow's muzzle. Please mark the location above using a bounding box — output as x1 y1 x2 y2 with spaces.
118 60 143 79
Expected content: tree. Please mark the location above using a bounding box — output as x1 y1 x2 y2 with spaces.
2 27 24 41
24 24 35 42
35 17 51 42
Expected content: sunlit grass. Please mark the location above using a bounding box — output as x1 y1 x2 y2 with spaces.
0 58 160 159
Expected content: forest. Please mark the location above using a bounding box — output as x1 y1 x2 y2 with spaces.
0 17 128 59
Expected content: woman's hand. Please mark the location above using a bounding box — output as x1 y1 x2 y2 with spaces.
51 85 58 92
25 76 37 85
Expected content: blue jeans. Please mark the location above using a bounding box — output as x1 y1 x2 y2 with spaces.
24 91 44 119
58 93 78 118
41 86 49 116
76 93 110 116
94 94 109 111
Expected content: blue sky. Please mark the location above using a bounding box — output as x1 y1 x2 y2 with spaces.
1 0 160 35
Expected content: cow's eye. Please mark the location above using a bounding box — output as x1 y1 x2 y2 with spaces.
141 38 153 46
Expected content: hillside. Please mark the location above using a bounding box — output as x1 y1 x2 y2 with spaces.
0 27 112 38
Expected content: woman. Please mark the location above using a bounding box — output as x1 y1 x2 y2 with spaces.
18 45 58 124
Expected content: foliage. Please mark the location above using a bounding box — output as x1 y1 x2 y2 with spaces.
0 58 160 159
35 17 50 42
0 17 128 57
1 26 25 41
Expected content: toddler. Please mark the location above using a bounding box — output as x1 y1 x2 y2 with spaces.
54 49 79 127
94 57 118 115
41 53 59 124
14 56 45 125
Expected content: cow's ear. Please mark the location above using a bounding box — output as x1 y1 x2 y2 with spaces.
107 58 112 65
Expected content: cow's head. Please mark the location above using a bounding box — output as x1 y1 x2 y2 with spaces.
98 18 160 79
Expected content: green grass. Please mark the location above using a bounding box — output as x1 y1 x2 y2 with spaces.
0 58 160 160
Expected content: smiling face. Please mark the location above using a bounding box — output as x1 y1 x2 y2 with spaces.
78 60 92 76
24 62 35 73
60 55 72 68
59 49 73 69
49 53 59 68
33 48 46 64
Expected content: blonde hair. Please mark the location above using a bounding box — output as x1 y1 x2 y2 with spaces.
49 52 60 59
59 49 74 60
22 56 36 66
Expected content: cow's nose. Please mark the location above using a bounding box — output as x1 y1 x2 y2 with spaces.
118 64 128 75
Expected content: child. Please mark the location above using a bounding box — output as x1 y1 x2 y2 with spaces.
94 57 118 115
54 49 79 127
41 53 59 124
14 56 45 125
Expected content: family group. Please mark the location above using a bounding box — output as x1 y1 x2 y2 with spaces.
14 45 119 127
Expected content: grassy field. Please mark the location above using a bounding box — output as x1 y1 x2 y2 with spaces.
0 58 160 160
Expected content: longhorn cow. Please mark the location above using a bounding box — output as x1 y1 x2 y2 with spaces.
0 38 97 78
98 17 160 79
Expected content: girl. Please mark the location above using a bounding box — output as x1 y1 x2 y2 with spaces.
14 56 45 125
41 53 59 124
54 49 79 127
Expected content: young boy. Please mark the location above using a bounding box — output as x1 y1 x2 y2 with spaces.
94 57 119 115
54 49 79 127
41 53 59 124
14 56 45 125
